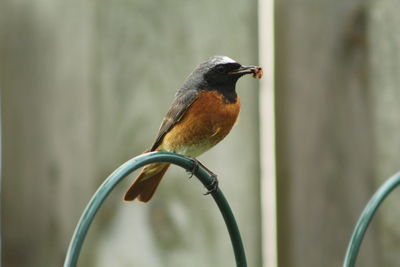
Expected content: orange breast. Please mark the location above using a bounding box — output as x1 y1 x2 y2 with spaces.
159 90 240 157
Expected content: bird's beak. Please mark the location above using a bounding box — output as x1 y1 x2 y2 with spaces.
228 65 258 75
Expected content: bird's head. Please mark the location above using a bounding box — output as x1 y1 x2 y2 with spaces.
179 56 262 100
199 56 262 85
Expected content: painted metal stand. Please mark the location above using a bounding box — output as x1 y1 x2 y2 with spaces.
64 152 247 267
343 172 400 267
64 150 399 267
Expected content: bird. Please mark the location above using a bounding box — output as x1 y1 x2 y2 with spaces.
124 55 263 202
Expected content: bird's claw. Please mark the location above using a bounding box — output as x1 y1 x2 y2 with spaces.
203 174 219 195
186 161 199 178
187 157 202 178
187 157 219 194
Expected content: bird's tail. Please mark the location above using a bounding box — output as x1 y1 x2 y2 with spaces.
124 162 170 202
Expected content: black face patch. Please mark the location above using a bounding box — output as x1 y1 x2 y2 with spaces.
178 57 253 104
220 90 237 104
213 63 241 74
202 63 242 104
206 63 242 81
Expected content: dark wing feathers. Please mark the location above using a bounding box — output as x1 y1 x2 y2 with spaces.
150 89 199 151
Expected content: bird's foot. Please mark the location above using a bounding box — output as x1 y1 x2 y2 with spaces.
187 157 219 194
203 174 219 195
186 158 199 178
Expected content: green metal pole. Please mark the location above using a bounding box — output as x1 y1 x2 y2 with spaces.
343 172 400 267
64 152 247 267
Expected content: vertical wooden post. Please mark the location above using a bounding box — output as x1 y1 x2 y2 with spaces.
258 0 277 266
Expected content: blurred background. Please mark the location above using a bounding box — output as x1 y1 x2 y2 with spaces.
1 0 399 267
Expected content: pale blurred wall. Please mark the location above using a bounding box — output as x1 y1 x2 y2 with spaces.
276 1 400 267
0 1 261 267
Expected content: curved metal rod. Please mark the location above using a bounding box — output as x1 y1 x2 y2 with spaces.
343 172 400 267
64 152 247 267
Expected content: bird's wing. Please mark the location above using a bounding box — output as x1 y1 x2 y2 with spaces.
150 89 199 151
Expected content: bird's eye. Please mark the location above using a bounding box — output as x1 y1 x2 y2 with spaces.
216 65 226 73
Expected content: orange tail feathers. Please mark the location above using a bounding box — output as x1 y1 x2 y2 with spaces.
124 163 170 202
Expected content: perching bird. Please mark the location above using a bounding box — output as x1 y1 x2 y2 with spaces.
124 55 263 202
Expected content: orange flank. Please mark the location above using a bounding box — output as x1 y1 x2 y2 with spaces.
159 90 240 157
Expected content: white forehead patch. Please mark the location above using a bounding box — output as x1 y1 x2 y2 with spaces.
210 55 237 65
